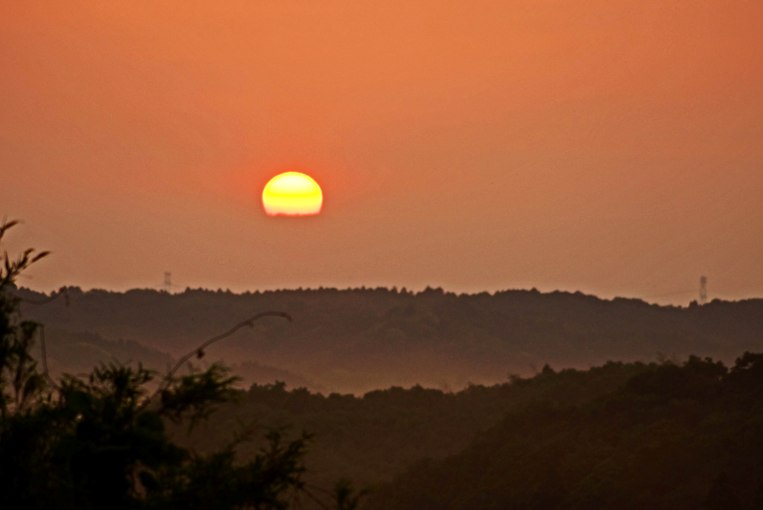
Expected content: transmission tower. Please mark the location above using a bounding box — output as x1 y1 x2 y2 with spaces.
699 275 707 305
163 271 173 293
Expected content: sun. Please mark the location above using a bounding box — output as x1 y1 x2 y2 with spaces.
262 171 323 217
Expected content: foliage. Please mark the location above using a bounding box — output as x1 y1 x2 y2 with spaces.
0 220 353 510
364 355 763 510
0 219 49 419
176 353 763 510
179 361 650 493
4 219 761 509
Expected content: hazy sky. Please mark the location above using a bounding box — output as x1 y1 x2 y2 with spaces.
2 1 762 304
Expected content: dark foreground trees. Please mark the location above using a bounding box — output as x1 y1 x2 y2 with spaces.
0 221 354 510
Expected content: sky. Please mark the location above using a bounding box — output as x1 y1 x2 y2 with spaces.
1 1 762 304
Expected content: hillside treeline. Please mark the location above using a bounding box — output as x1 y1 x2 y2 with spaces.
174 355 763 510
365 353 763 509
175 360 650 492
18 286 763 393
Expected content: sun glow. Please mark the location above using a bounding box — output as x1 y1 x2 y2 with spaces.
262 172 323 217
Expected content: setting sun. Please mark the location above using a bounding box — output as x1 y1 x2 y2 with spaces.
262 172 323 217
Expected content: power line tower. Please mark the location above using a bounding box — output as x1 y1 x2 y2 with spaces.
163 271 173 293
699 275 707 305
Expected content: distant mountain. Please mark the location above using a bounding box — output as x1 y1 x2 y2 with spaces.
17 286 763 394
31 326 314 390
227 360 323 392
37 327 173 377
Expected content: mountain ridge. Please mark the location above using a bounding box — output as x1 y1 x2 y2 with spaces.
17 286 763 394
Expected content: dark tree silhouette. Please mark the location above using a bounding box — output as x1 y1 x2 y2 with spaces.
0 219 357 510
704 473 742 510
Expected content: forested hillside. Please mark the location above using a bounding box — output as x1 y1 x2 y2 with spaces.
169 355 763 510
174 361 651 492
9 282 763 508
18 286 763 393
366 354 763 510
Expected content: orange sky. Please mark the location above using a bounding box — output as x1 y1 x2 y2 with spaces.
2 1 762 304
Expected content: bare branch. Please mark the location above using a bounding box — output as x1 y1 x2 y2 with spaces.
141 311 292 410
